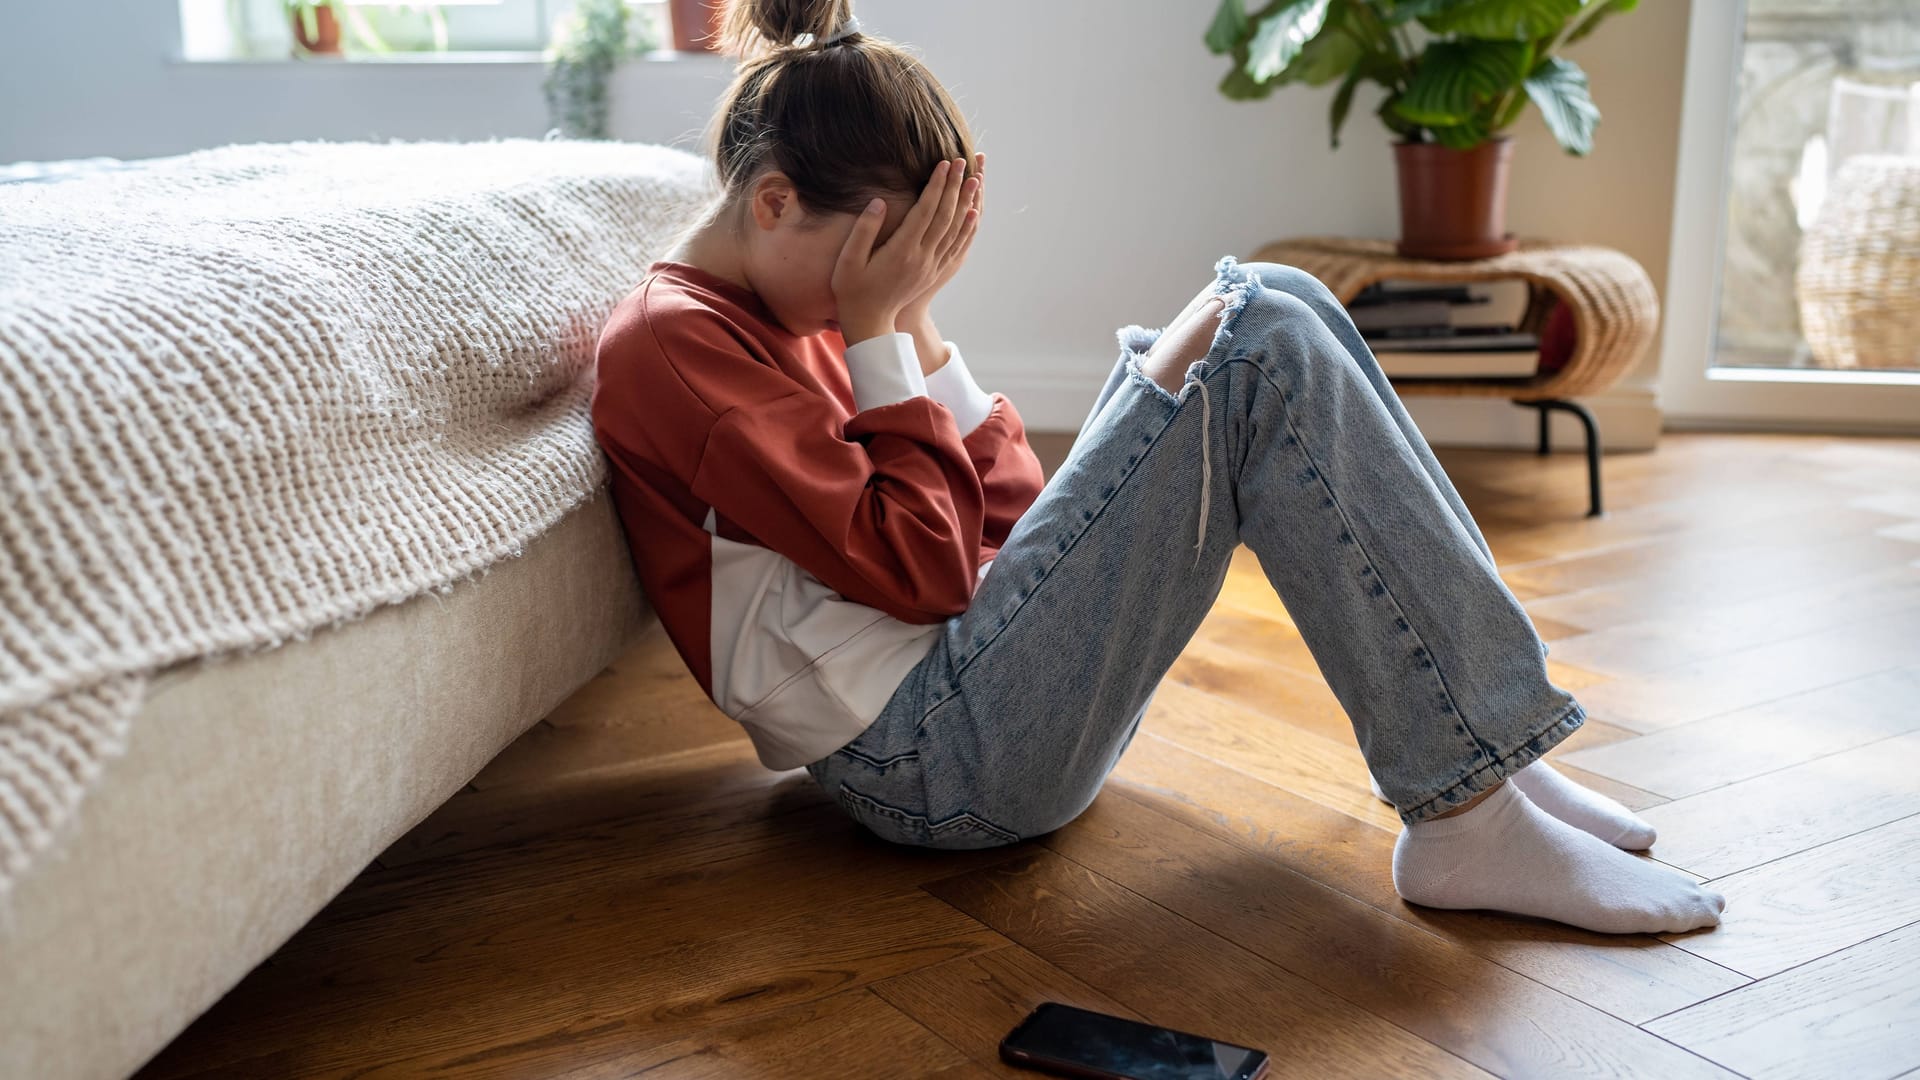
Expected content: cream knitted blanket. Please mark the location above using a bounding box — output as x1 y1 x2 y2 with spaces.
0 137 709 902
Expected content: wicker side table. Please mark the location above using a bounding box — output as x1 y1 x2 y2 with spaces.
1251 236 1661 516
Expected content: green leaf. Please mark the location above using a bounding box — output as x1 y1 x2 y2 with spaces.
1392 40 1529 126
1428 119 1491 149
1284 0 1367 86
1565 0 1639 45
1524 55 1601 154
1420 0 1582 39
1377 94 1422 139
1244 0 1333 82
1379 0 1453 24
1219 43 1277 99
1330 66 1365 148
1493 85 1531 128
1205 0 1251 54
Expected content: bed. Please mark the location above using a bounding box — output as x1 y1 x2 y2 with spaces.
0 137 707 1079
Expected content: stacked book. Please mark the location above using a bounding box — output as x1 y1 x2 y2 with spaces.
1349 278 1541 378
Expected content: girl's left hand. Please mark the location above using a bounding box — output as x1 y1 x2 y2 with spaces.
901 150 985 316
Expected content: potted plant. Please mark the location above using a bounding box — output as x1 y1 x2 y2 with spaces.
1205 0 1638 260
286 0 344 56
668 0 725 53
543 0 660 140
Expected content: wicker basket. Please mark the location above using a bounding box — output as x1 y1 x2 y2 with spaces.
1796 154 1920 371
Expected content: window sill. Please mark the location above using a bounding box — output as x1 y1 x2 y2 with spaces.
167 49 729 66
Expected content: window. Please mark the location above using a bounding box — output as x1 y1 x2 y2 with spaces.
180 0 674 61
1660 0 1920 430
1713 0 1920 375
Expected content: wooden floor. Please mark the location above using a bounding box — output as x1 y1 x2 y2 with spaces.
139 432 1920 1080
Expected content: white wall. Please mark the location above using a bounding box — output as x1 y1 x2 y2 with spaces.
1 0 1689 446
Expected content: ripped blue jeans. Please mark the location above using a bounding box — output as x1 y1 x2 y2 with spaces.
803 257 1583 846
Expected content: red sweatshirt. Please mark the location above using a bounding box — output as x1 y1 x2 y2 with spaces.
591 261 1047 769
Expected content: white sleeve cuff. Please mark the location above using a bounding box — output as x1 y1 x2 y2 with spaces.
843 331 929 412
922 340 996 437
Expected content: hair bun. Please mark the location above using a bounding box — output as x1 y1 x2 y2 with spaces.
717 0 855 58
811 15 860 47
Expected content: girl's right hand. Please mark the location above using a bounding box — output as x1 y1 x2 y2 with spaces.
831 157 979 344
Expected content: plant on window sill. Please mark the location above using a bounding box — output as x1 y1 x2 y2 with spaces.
283 1 453 58
543 0 661 139
285 0 344 55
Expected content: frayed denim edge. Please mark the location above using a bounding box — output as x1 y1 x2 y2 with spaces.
1400 699 1589 826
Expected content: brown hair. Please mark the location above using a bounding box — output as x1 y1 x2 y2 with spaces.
702 0 975 223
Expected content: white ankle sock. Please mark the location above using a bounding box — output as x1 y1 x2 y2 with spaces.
1509 760 1656 849
1370 761 1657 850
1391 782 1725 935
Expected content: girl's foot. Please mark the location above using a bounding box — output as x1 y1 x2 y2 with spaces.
1391 782 1724 934
1369 760 1656 850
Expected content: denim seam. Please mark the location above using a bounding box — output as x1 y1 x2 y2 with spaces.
949 402 1171 679
1236 283 1490 772
916 679 958 732
834 746 920 769
838 782 1021 845
928 810 1022 844
1403 698 1588 824
838 782 920 828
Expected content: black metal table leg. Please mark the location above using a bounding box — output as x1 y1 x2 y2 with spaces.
1513 398 1603 517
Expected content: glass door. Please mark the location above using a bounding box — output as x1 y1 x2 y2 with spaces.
1661 0 1920 431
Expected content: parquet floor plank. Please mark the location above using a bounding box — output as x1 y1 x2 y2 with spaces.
130 432 1920 1079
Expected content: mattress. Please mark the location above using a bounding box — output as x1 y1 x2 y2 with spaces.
0 136 710 901
0 489 652 1080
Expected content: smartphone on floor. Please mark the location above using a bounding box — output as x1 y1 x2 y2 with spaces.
1000 1001 1270 1080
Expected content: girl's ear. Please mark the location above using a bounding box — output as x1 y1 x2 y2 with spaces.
747 172 795 232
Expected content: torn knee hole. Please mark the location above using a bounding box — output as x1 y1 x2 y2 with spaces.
1143 298 1226 391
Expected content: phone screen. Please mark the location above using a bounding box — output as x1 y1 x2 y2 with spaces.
1001 1002 1269 1080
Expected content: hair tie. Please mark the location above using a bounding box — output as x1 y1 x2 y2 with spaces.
816 16 860 46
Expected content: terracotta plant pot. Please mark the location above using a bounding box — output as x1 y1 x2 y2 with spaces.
291 4 343 55
1393 137 1519 261
668 0 724 52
